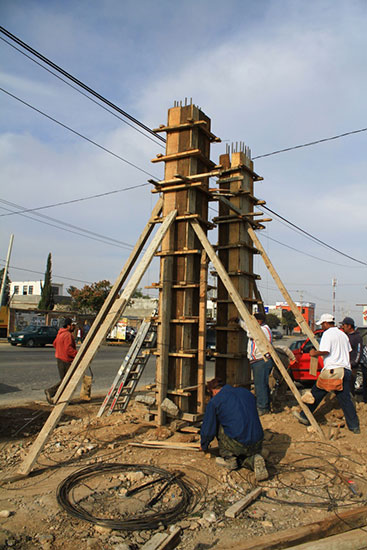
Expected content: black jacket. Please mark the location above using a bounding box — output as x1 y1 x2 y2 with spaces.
348 331 363 368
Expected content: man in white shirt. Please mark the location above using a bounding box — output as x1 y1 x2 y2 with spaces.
237 312 273 416
293 313 360 434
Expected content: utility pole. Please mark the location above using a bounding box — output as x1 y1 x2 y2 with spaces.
0 234 14 307
332 278 337 319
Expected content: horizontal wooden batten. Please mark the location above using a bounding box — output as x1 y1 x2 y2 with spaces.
152 149 216 168
215 242 259 252
155 250 201 256
220 164 263 181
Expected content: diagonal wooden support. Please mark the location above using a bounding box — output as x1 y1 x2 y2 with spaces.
190 219 325 440
54 198 163 402
215 195 320 349
12 209 177 478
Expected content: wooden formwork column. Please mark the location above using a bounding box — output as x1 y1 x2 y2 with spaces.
152 102 217 420
214 147 261 386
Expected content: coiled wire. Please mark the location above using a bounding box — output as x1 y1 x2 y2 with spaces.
57 463 193 530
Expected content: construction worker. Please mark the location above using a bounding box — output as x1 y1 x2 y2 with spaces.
200 378 268 480
293 313 360 434
231 312 273 415
340 316 363 396
45 318 77 404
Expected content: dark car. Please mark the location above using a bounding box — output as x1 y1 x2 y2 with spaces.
206 327 216 360
8 325 58 347
271 329 283 340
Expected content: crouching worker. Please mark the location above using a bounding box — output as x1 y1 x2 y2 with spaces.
200 378 268 480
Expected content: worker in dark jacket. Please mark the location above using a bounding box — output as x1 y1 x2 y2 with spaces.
45 318 77 404
340 317 363 396
200 378 268 480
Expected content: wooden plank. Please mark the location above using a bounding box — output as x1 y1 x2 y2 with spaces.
130 443 200 451
310 356 319 377
198 250 208 413
14 209 177 477
156 527 181 550
217 505 367 550
141 533 168 550
140 440 200 448
156 256 173 426
225 487 262 518
190 219 325 440
53 198 163 402
217 195 320 350
284 529 367 550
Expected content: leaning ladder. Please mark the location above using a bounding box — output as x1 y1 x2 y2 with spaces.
97 318 153 417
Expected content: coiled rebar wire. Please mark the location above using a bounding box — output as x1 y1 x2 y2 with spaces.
57 463 194 530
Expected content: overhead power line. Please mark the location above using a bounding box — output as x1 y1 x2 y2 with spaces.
252 127 367 159
262 205 367 266
0 87 158 179
0 258 92 285
0 26 166 144
264 234 365 268
0 35 165 149
0 182 150 218
0 199 136 251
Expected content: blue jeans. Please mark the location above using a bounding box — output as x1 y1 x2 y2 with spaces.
251 358 272 412
299 368 359 431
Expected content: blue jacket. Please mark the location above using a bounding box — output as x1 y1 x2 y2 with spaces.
200 385 264 450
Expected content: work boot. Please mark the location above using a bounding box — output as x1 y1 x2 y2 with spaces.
254 454 268 481
292 410 310 426
44 389 54 405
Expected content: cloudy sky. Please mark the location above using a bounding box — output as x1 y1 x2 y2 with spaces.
1 0 367 323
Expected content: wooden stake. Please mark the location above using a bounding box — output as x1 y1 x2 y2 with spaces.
14 209 177 477
216 195 320 350
190 219 325 440
54 198 163 402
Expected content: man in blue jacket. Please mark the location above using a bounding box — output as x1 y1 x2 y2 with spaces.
200 378 268 480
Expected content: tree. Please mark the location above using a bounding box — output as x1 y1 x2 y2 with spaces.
265 313 280 329
38 253 54 310
67 280 112 313
132 287 150 299
0 268 11 306
282 309 297 334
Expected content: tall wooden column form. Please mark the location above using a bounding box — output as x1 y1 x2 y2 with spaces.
214 145 263 386
152 102 218 422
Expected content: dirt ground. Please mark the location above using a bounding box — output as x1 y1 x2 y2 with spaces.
0 391 366 550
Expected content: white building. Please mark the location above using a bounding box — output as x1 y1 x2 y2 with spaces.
10 280 64 297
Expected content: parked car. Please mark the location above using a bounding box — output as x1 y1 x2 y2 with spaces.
289 338 307 351
271 329 283 340
206 327 216 360
8 325 58 347
290 327 366 390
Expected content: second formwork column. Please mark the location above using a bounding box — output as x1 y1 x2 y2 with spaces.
214 147 263 386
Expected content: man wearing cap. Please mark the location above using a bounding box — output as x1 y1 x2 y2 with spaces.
200 378 268 480
45 318 77 404
293 313 360 433
340 317 363 397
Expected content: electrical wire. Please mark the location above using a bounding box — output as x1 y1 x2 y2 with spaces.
56 463 194 530
0 87 158 179
0 181 151 218
0 198 136 250
252 127 367 159
263 234 366 268
0 36 165 149
0 259 92 284
0 27 166 144
261 205 367 266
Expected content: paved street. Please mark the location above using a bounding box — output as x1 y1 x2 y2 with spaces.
0 344 157 405
0 344 216 406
